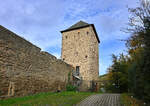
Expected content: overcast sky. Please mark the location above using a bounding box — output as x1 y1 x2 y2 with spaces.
0 0 139 75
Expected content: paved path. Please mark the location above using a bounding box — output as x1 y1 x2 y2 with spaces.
76 94 121 106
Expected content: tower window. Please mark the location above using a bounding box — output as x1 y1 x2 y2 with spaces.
85 55 88 58
63 58 65 60
76 66 80 76
87 31 89 35
65 36 68 39
78 32 80 35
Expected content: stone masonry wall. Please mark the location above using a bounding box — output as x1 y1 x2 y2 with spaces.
0 25 73 98
61 26 99 91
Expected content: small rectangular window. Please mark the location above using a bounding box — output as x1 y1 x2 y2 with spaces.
85 55 88 58
66 36 68 39
87 31 89 35
76 66 80 76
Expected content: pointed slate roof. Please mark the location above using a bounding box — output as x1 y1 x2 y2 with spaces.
61 21 100 43
67 21 89 30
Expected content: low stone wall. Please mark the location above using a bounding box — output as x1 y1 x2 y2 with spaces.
0 25 73 98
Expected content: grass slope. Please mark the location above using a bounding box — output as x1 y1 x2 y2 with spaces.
0 92 95 106
120 93 144 106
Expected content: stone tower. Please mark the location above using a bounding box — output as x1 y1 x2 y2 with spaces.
61 21 100 90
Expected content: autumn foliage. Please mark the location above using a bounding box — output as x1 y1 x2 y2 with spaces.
104 0 150 105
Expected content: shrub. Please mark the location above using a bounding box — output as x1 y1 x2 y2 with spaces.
66 84 77 91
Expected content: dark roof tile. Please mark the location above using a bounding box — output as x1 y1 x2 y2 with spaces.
67 21 89 30
61 21 90 32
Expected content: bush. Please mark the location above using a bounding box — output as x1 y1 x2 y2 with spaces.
66 84 77 91
120 93 144 106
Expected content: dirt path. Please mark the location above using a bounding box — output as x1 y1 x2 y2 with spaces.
76 94 121 106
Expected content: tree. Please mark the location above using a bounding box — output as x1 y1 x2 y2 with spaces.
106 54 128 93
105 0 150 104
126 0 150 104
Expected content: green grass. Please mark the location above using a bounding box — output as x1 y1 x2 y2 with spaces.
120 93 144 106
0 92 96 106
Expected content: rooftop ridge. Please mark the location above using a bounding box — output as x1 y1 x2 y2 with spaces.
68 20 89 30
61 20 90 32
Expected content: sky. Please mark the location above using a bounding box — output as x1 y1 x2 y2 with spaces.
0 0 139 75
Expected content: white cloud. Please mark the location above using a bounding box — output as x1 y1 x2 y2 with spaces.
0 0 138 75
0 0 65 51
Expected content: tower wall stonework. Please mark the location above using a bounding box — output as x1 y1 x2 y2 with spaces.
61 26 99 86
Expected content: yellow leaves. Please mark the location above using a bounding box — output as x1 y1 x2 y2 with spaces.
130 39 139 47
121 94 143 106
129 47 144 61
107 71 113 80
